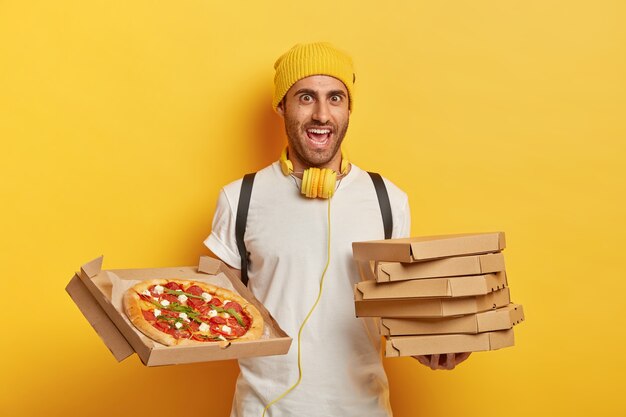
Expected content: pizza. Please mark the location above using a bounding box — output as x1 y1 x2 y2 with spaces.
123 279 264 346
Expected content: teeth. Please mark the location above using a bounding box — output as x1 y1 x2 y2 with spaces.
308 128 330 134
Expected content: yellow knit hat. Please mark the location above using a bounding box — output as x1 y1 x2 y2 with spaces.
273 42 355 111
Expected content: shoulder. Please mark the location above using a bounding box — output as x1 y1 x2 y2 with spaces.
220 162 282 206
349 164 408 206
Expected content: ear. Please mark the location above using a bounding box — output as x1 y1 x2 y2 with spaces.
276 98 285 117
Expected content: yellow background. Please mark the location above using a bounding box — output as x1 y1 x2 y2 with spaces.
1 1 625 416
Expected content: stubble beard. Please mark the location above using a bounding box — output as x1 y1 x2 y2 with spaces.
283 115 349 169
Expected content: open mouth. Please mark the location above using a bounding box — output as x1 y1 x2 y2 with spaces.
306 127 333 146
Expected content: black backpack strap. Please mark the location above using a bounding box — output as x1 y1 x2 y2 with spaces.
367 172 393 239
236 173 256 286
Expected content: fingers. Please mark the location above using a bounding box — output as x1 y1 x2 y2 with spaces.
414 352 472 370
445 353 455 370
413 355 430 367
430 354 440 370
455 352 472 365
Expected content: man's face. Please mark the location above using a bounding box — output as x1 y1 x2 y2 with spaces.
277 75 350 171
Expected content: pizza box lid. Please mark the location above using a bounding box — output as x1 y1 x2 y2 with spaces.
354 286 511 318
355 271 508 300
357 253 506 283
384 328 515 357
66 256 292 366
379 303 525 336
352 232 506 263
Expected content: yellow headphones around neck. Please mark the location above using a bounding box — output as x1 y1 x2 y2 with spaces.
280 147 349 199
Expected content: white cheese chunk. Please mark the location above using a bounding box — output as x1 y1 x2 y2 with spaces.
208 309 218 317
160 299 170 307
154 285 164 295
179 313 188 320
199 322 210 332
223 300 231 305
177 294 188 304
142 290 151 297
174 322 183 329
222 313 231 319
153 309 161 317
218 335 227 341
201 292 211 302
222 325 232 334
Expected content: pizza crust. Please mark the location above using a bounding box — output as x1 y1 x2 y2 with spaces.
123 278 264 346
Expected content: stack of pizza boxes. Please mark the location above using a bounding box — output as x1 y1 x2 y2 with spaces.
352 232 525 357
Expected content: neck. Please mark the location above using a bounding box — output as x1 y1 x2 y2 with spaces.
288 148 344 175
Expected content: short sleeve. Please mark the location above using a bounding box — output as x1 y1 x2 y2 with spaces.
392 195 411 239
204 189 241 269
381 176 411 239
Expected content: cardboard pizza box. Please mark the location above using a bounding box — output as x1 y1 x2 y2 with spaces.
357 253 505 283
352 232 505 263
379 304 525 336
384 328 515 357
66 256 292 366
355 271 507 300
354 287 510 318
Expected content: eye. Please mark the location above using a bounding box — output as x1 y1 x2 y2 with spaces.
330 95 343 104
300 94 313 103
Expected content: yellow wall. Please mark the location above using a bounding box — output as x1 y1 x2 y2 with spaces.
1 1 624 416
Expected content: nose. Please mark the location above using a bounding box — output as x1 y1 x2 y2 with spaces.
312 100 331 124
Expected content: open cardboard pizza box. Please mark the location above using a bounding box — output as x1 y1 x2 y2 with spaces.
66 256 292 366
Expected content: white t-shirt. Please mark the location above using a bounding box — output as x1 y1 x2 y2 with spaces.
205 162 410 417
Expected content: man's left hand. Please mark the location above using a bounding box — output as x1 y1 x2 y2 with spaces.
413 353 471 370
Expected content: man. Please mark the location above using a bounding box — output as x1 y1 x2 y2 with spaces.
205 42 468 417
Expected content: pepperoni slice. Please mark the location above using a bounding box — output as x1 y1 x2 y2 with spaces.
196 304 211 315
142 310 156 321
229 324 246 337
160 309 179 318
209 316 226 325
191 333 212 342
154 321 170 332
224 301 243 313
187 321 200 332
225 318 247 335
210 297 223 307
241 313 251 328
164 281 183 291
161 294 178 304
187 298 206 310
174 329 191 339
210 324 233 337
185 285 204 296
